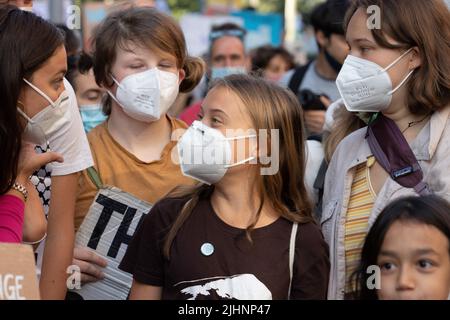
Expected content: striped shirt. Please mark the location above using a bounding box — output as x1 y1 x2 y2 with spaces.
344 156 376 295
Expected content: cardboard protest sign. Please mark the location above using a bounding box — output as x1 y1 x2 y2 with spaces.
0 243 40 300
74 186 152 300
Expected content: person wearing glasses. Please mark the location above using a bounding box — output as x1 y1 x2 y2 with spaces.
179 23 249 126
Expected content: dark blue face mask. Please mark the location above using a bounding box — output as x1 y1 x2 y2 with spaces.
324 48 342 73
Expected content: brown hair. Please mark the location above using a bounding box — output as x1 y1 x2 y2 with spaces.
163 74 314 258
0 5 64 194
344 0 450 115
251 45 296 73
90 7 205 115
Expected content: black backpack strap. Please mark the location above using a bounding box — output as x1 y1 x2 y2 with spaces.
307 133 323 143
287 61 312 94
313 159 328 222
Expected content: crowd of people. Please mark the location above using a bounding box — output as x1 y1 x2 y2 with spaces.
0 0 449 300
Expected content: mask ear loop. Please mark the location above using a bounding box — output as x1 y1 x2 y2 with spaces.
110 75 122 88
16 107 49 147
17 107 33 123
224 134 257 141
388 69 415 95
224 156 256 169
106 75 125 108
383 48 414 72
382 48 416 95
223 134 258 169
106 90 122 106
23 78 55 107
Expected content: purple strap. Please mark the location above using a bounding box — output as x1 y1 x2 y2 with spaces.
414 181 432 196
366 113 431 196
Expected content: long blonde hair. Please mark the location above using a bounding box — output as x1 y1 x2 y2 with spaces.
164 74 313 258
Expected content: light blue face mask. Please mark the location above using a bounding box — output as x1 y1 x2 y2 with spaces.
79 104 107 133
211 66 247 80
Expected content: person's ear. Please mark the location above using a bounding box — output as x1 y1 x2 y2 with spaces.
101 73 116 92
178 68 186 85
409 46 422 70
315 30 329 49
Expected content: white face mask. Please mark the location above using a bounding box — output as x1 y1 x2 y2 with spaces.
18 79 70 146
177 121 257 185
336 48 414 113
107 68 179 123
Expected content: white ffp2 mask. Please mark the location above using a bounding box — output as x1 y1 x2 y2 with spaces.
336 48 414 113
108 68 179 122
18 79 71 146
178 121 257 185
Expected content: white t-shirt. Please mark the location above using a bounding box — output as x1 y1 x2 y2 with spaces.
31 79 94 214
49 79 93 176
32 79 94 278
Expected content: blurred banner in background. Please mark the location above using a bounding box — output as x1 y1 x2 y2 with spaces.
25 0 330 73
179 14 244 57
179 10 282 57
231 10 283 51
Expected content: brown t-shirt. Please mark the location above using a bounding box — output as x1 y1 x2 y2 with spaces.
74 116 195 230
119 195 330 300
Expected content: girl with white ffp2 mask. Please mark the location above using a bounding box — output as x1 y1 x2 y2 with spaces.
120 74 330 301
322 0 450 300
336 47 415 113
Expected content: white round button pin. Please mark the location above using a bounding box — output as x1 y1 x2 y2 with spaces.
200 243 214 256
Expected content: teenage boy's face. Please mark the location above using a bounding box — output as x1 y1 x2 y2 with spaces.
377 221 450 300
108 41 185 92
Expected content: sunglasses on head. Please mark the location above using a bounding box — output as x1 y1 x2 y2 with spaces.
209 29 245 43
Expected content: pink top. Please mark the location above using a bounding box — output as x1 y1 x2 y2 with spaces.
0 194 25 243
179 100 202 126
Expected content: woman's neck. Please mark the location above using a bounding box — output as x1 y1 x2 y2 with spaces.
107 104 173 163
382 94 430 143
211 172 279 229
